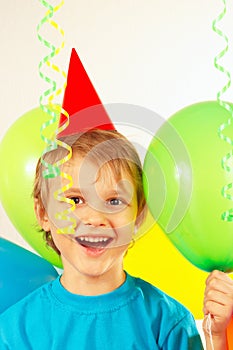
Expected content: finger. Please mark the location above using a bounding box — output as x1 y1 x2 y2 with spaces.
206 272 233 293
204 288 233 312
206 270 223 283
206 270 231 283
204 299 232 319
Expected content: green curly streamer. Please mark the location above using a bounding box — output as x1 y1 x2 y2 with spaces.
213 0 233 221
37 0 76 233
37 1 61 178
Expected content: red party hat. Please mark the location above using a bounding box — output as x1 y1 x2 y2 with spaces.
58 48 115 137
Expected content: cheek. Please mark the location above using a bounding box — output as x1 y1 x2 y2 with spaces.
111 209 137 238
112 221 135 247
112 208 137 228
50 229 71 252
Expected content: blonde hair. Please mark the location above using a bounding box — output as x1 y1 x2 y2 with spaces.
33 129 146 254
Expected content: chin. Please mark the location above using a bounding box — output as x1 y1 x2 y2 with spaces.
78 264 113 278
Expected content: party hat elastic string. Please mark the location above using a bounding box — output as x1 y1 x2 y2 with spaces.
213 0 233 221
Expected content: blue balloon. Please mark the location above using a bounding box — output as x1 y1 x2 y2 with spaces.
0 238 58 313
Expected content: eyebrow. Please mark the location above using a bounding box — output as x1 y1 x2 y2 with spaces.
64 188 83 195
64 187 131 199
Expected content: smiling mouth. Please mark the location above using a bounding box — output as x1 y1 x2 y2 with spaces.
74 236 114 249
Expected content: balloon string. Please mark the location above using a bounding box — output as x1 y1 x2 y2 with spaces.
212 0 233 221
37 0 76 234
206 314 215 350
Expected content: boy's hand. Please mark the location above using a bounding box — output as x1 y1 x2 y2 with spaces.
203 270 233 338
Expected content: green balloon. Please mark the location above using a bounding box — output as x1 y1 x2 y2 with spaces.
0 107 62 268
143 101 233 272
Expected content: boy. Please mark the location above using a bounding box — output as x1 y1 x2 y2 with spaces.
0 48 203 349
0 128 203 349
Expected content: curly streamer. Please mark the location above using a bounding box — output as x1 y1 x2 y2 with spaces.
37 0 76 233
53 108 77 235
37 0 63 178
213 0 233 221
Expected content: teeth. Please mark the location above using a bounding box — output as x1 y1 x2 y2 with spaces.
78 237 109 243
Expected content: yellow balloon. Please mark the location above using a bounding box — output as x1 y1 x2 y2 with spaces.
124 213 208 319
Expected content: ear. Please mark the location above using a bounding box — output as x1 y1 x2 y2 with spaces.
34 198 51 232
135 205 148 231
135 216 142 232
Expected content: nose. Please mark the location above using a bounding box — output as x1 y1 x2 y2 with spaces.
79 205 109 227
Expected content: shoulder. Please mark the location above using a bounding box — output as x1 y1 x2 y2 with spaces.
130 275 202 347
132 275 183 305
0 277 56 325
0 278 59 348
131 275 192 320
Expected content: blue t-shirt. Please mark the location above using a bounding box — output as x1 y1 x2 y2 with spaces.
0 273 203 349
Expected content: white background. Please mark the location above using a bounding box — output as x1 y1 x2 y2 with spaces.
1 1 233 341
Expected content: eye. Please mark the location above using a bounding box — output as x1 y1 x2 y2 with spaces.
108 198 124 206
70 197 84 205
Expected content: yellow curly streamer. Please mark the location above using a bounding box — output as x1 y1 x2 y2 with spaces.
54 107 77 235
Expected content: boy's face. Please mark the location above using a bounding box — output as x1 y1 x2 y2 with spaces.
38 153 139 278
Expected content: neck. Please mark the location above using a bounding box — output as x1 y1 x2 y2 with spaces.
60 264 126 296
